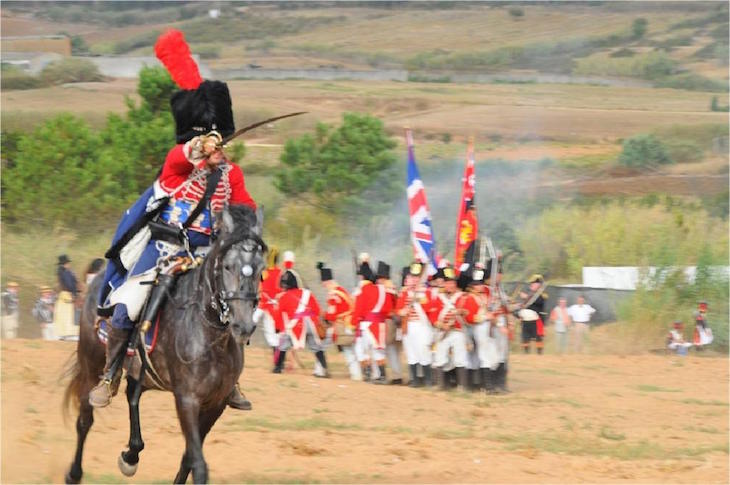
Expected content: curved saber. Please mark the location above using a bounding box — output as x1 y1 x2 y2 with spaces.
220 111 307 146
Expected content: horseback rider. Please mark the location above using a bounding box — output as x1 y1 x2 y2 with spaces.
89 30 257 410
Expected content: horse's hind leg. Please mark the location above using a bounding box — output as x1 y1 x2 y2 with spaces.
66 401 94 484
118 375 144 477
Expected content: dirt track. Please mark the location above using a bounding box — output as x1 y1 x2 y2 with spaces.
1 339 728 483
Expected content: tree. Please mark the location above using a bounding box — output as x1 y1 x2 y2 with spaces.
274 113 398 215
2 66 177 228
619 134 673 169
632 18 648 39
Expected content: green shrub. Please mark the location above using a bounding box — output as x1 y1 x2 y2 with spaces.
0 66 43 90
40 58 103 85
655 73 728 92
664 140 704 164
711 96 730 112
508 7 524 18
619 134 672 168
632 18 648 39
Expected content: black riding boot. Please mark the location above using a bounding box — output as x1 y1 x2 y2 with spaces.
273 350 287 373
374 365 387 384
422 364 433 387
89 326 131 408
408 364 420 387
457 367 469 391
314 351 330 378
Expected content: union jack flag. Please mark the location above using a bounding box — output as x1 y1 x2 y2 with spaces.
405 129 439 274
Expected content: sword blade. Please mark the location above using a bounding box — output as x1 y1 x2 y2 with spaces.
220 111 308 146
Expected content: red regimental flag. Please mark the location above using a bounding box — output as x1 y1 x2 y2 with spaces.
454 139 478 268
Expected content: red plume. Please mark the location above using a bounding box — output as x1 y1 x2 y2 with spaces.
154 29 203 90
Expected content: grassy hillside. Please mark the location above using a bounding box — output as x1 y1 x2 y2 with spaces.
2 2 728 85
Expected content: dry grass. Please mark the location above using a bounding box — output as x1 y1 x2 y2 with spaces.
2 79 726 143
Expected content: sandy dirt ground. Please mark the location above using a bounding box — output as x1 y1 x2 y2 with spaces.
1 339 728 484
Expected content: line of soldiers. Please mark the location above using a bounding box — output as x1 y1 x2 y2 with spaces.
256 248 546 393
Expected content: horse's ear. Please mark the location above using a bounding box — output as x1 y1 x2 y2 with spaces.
253 205 264 236
221 206 235 235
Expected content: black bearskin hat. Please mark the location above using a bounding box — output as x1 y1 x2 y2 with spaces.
358 262 374 282
155 30 235 144
376 261 391 280
171 80 235 143
317 262 333 282
280 270 299 290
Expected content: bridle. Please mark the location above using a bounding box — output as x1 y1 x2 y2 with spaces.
208 235 265 327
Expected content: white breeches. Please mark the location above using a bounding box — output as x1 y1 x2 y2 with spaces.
355 322 385 362
464 324 480 369
403 319 433 366
434 330 467 368
261 310 279 348
476 322 508 370
341 345 362 380
386 342 402 379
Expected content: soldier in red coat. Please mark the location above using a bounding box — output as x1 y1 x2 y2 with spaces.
275 270 329 377
352 259 393 383
259 246 283 358
430 264 469 390
376 262 401 384
395 262 434 387
318 262 358 379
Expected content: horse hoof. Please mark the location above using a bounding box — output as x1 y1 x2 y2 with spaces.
65 470 81 484
118 454 138 477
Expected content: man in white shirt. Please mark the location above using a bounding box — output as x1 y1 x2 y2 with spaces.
567 295 595 353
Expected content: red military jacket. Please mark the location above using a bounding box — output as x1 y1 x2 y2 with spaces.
259 266 283 331
325 285 354 324
353 281 393 348
395 286 430 333
455 292 486 325
430 290 465 330
158 144 256 235
277 288 322 349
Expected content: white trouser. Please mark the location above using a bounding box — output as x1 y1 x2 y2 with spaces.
2 314 18 339
403 319 433 366
40 323 56 341
341 345 362 380
355 322 385 362
278 322 324 352
464 325 480 370
434 329 467 368
386 342 402 379
475 321 502 370
261 310 279 348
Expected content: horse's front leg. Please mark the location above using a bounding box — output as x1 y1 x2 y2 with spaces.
173 393 207 484
118 375 144 477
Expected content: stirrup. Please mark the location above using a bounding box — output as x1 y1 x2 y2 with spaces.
89 379 114 408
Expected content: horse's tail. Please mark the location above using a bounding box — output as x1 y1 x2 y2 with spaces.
62 351 83 421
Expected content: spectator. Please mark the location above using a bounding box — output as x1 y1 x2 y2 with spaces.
693 301 713 350
667 321 692 355
54 254 79 339
1 282 20 339
549 297 572 354
567 295 595 353
33 286 56 340
84 258 105 286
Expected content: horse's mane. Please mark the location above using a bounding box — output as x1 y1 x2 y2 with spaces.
218 204 265 251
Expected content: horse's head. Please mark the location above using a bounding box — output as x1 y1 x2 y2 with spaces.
209 204 266 343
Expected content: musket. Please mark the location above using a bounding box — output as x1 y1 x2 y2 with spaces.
350 249 359 288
